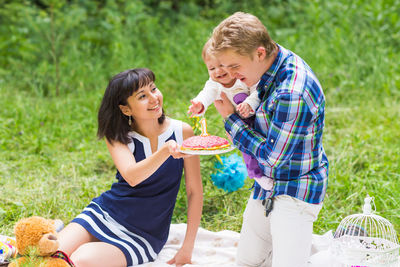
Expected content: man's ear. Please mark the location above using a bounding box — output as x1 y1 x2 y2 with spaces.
119 104 131 116
256 46 267 61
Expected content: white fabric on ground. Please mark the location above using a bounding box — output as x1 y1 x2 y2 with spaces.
139 224 399 267
139 224 239 266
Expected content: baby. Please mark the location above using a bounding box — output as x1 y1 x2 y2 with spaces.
188 39 260 118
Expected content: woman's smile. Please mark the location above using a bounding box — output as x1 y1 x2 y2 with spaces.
148 104 161 111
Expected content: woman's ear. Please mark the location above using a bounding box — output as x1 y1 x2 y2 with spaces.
119 104 131 116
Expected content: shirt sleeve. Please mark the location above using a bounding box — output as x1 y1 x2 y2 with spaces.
193 78 221 116
225 92 313 168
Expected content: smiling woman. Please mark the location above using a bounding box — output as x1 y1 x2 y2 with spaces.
97 69 166 146
56 68 204 267
120 81 164 130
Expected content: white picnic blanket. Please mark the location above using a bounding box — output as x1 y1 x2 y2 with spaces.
138 224 374 267
1 223 398 266
139 224 239 267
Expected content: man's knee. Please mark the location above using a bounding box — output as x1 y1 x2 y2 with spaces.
236 248 271 267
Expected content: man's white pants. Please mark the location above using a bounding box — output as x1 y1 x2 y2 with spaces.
237 194 322 267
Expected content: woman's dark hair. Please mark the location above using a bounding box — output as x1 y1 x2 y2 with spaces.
97 68 165 144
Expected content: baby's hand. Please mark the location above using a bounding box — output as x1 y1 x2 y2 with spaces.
237 102 254 118
187 100 205 117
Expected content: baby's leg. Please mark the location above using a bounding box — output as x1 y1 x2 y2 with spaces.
242 152 263 179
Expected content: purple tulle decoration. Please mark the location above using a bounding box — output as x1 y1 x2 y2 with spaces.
211 154 247 193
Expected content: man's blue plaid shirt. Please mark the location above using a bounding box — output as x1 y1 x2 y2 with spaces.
225 44 328 204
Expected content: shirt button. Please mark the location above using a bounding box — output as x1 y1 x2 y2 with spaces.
270 139 274 143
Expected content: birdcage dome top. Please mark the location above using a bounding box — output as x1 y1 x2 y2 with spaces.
331 195 399 266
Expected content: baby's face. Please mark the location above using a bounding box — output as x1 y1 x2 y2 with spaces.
205 56 235 86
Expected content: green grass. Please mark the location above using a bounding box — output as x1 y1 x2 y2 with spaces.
1 0 400 240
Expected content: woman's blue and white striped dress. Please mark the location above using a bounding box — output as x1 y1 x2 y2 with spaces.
72 119 184 266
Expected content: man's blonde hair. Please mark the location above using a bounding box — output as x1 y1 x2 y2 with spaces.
211 12 276 58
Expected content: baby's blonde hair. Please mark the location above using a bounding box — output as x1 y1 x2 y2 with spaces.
211 12 276 58
201 38 213 61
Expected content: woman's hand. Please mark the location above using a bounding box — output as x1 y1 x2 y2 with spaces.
165 140 192 159
213 92 235 119
167 246 192 267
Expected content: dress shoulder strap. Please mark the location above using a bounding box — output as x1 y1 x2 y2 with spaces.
169 119 183 145
127 132 136 153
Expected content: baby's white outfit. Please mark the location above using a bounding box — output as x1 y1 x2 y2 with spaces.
194 77 272 187
193 78 260 116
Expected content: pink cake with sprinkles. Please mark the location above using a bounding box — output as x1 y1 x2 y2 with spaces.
181 135 230 151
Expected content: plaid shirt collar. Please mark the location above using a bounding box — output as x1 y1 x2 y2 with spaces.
257 44 284 92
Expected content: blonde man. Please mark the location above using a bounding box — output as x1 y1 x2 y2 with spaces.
211 12 329 267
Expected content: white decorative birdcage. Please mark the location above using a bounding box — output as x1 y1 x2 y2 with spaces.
331 195 400 267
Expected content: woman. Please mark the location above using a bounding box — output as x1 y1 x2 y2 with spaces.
58 68 203 267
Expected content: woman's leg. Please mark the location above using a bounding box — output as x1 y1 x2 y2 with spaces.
71 241 127 267
58 222 98 256
270 195 322 267
58 222 127 267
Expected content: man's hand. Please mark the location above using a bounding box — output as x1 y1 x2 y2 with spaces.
213 92 235 119
225 131 233 142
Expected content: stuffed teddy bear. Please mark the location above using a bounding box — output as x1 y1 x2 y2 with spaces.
9 216 74 267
